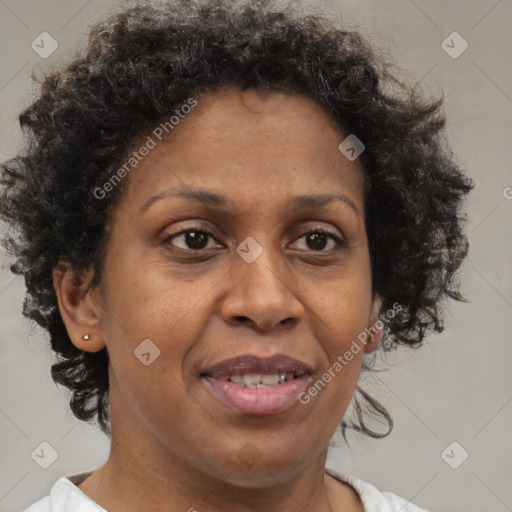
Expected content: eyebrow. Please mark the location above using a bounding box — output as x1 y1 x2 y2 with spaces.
139 187 359 215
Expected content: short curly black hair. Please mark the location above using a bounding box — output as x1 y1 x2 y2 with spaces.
0 0 473 439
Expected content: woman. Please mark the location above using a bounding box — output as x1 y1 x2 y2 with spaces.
0 0 473 510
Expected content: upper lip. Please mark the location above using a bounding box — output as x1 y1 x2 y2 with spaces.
201 354 313 378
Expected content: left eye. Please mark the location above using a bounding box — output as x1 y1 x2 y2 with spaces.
292 229 344 251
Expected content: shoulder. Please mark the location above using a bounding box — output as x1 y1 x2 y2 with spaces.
22 474 106 512
23 496 51 512
325 467 431 512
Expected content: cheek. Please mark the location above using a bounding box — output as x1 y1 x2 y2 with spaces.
100 264 202 432
303 274 372 401
310 269 373 344
98 260 220 412
102 258 207 337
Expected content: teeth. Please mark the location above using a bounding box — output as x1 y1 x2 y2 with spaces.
223 373 297 388
243 374 261 388
261 374 279 386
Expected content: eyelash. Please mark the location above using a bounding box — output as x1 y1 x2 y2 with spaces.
162 224 347 253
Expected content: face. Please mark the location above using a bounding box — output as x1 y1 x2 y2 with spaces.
60 86 381 487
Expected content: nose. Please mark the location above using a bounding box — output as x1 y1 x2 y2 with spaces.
220 245 305 332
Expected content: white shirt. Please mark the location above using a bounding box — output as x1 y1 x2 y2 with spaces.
23 467 429 512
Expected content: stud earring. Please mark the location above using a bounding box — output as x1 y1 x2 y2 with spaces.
82 334 90 341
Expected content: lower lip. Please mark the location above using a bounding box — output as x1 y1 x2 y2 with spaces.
202 375 311 415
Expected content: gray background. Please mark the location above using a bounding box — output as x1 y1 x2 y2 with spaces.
0 0 511 511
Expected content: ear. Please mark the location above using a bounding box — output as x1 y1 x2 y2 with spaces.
53 262 106 352
363 294 384 354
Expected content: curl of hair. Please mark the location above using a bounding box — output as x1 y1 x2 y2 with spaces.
0 0 473 438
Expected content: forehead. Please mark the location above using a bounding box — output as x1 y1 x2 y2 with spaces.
120 86 365 213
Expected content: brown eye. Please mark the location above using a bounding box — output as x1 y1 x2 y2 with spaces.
163 229 217 251
292 227 346 252
303 232 330 251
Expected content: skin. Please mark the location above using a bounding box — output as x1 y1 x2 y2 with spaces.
53 86 383 512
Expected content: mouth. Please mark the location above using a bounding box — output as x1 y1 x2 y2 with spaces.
200 354 313 415
212 371 305 388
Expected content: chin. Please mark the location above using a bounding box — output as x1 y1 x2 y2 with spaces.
221 466 301 489
201 448 313 489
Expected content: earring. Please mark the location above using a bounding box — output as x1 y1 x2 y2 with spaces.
82 334 90 341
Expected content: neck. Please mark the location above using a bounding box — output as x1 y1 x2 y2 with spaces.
86 441 334 512
77 386 362 511
80 422 338 512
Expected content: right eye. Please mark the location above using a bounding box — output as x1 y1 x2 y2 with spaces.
162 228 221 251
